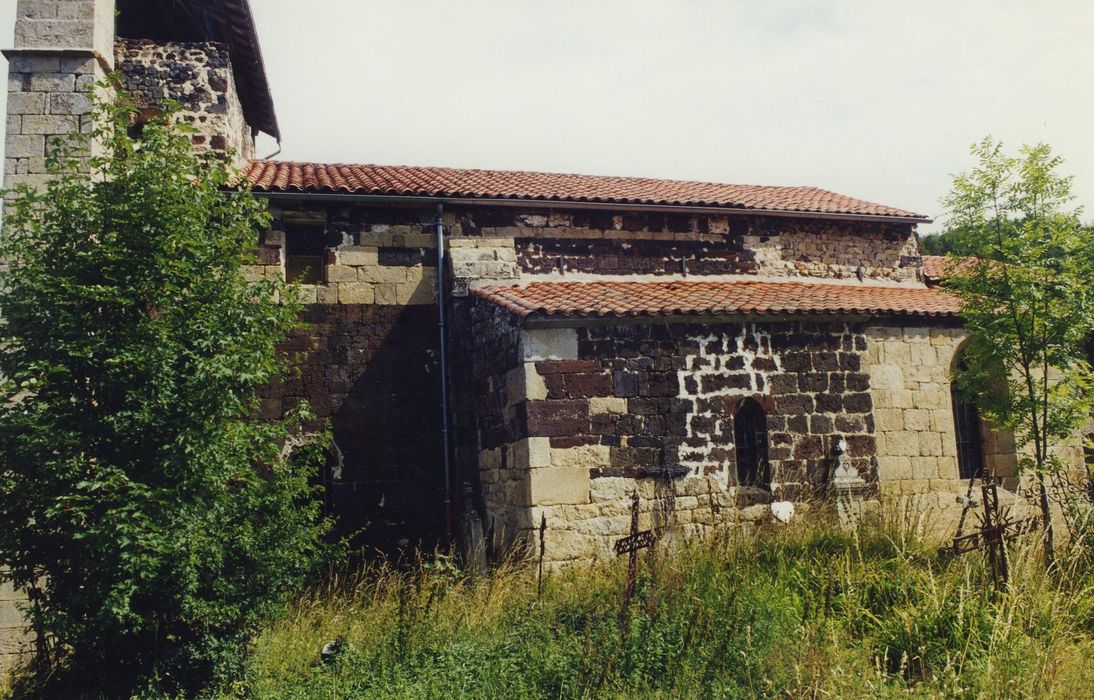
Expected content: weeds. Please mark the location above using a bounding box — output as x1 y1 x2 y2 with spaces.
218 513 1093 699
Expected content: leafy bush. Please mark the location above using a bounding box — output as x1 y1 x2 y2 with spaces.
0 88 335 697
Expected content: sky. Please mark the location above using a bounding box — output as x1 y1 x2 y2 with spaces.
2 0 1093 233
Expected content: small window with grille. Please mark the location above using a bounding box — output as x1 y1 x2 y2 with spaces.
734 398 769 487
285 226 326 285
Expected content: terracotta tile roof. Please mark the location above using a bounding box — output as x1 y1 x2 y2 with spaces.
922 255 946 282
243 161 928 221
922 255 979 284
474 279 961 320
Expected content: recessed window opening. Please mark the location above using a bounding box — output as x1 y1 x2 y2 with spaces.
734 398 769 488
285 226 325 285
951 358 985 480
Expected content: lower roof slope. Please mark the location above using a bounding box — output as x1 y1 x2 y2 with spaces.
243 161 929 222
474 279 961 321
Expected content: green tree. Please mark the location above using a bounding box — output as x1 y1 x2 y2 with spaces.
942 137 1094 570
0 90 334 696
919 228 970 256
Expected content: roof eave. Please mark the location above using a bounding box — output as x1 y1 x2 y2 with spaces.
250 190 931 225
515 310 961 328
218 0 280 141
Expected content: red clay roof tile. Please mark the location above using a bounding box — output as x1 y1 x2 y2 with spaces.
922 255 946 282
242 161 928 221
473 280 961 320
921 255 979 284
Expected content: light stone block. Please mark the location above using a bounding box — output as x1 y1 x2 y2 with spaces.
296 284 318 304
402 232 436 248
523 364 548 401
316 284 339 304
396 280 434 305
359 265 407 283
877 455 912 481
918 431 942 457
522 327 578 361
374 282 398 305
530 467 590 506
590 476 634 503
325 264 357 283
874 408 904 432
549 444 610 470
240 265 266 282
478 447 503 471
5 134 43 158
542 529 597 562
885 342 912 365
589 396 627 414
912 389 945 410
869 365 903 390
6 91 46 114
930 409 954 433
27 72 75 92
21 114 77 134
904 408 930 431
337 246 379 266
337 282 375 304
890 390 915 408
524 437 551 468
888 431 919 457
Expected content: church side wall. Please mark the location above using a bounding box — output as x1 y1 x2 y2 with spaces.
499 318 879 564
243 199 931 559
863 323 1084 540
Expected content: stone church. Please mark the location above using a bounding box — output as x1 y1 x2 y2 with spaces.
2 0 1087 668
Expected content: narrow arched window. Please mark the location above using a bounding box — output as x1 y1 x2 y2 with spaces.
734 399 769 487
951 359 984 480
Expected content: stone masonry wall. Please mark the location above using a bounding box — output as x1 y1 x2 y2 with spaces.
469 210 918 285
460 300 526 552
116 39 254 161
481 316 880 564
241 198 924 563
248 203 921 303
245 203 446 550
5 50 102 192
268 304 444 550
864 323 1085 539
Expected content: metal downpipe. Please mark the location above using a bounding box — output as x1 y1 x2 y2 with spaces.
435 203 454 542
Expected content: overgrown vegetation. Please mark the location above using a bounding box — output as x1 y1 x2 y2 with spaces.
232 514 1094 699
0 87 336 697
942 138 1094 568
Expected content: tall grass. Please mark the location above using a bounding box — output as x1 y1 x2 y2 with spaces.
227 513 1094 699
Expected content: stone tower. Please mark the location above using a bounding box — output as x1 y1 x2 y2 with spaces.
2 0 118 671
4 0 116 192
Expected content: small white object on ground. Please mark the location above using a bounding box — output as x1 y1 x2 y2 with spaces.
770 501 795 523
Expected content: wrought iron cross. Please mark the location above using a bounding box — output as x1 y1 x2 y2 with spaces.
615 490 656 626
952 481 1040 589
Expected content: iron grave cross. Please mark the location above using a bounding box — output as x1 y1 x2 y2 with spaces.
951 481 1040 589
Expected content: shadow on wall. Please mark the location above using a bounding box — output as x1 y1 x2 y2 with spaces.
278 304 446 555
